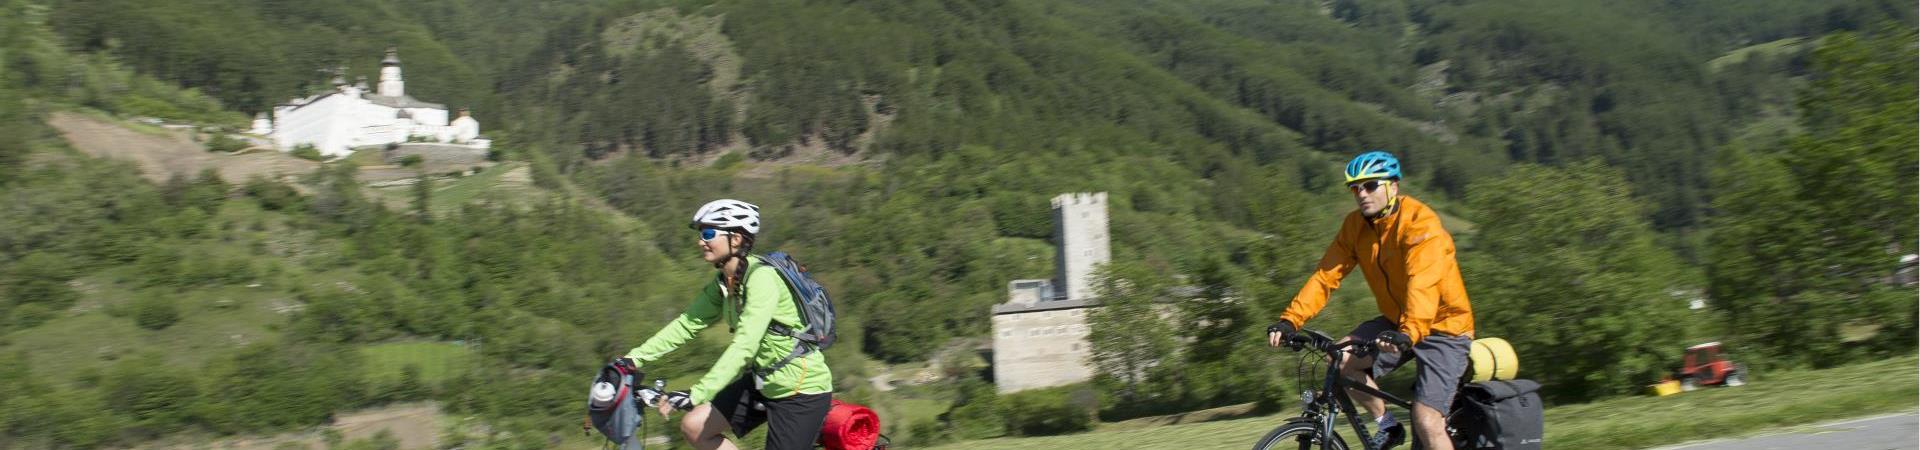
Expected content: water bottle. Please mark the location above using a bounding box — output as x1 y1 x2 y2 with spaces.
590 381 618 409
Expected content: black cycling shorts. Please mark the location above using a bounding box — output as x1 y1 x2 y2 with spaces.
710 375 832 450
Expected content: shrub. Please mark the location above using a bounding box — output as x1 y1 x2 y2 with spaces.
712 151 746 170
205 134 248 152
3 253 80 312
1002 387 1094 436
9 303 54 328
908 419 953 446
132 294 180 330
289 144 324 161
105 360 200 432
243 177 302 211
945 380 1005 439
398 155 424 167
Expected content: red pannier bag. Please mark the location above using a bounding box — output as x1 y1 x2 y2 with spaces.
818 399 882 450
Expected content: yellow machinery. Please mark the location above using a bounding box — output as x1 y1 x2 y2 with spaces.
1650 379 1683 396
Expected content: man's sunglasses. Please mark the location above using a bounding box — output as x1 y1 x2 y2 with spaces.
1347 179 1390 193
699 228 734 241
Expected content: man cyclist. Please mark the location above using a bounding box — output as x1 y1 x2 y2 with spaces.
622 199 834 450
1266 151 1474 450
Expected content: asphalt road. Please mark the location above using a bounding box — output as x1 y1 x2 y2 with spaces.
1650 412 1918 450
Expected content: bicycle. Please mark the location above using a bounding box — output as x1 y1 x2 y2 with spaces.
1253 328 1468 450
592 363 890 450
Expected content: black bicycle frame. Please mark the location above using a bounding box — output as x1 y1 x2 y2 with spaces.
1310 343 1416 450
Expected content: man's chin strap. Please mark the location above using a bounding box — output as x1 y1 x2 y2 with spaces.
1369 192 1401 220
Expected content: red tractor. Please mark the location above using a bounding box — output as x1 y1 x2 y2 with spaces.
1677 342 1747 391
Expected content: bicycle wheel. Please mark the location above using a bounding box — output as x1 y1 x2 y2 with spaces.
1252 420 1349 450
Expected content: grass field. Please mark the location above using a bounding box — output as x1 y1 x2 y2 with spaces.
361 161 542 214
361 341 476 384
924 355 1919 450
1709 37 1809 71
425 162 517 212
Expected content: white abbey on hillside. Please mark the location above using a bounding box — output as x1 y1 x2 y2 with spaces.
252 48 489 157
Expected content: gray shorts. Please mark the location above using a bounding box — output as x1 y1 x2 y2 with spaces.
1347 316 1471 411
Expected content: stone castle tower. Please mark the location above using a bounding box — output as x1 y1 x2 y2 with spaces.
990 192 1111 393
1053 192 1111 301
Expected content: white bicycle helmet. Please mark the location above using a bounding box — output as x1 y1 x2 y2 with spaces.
689 199 761 235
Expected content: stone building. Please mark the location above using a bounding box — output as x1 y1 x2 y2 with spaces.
1053 192 1111 301
259 48 489 157
990 192 1110 393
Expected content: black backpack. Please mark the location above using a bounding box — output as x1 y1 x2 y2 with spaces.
1450 379 1545 450
751 252 838 377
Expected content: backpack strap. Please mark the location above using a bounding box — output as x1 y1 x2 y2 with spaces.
768 322 799 337
754 340 818 379
748 254 816 378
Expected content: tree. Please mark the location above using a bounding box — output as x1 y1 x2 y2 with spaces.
410 174 433 224
1085 261 1178 401
1462 162 1699 402
1706 28 1919 367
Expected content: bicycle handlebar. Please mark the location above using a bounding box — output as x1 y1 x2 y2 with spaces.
635 382 665 406
609 359 691 411
1279 328 1400 355
635 379 696 412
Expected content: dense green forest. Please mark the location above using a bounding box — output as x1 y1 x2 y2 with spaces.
1 0 1914 447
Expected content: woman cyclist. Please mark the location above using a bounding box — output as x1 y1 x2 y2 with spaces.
621 199 835 450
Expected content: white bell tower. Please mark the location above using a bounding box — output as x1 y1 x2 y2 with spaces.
378 47 404 97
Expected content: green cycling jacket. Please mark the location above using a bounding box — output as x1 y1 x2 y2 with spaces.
625 257 834 405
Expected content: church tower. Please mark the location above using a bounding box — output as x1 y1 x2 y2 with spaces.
378 47 404 97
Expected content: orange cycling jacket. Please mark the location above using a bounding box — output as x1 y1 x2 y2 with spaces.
1280 195 1474 344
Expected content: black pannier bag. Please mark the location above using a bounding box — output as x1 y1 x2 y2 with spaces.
1450 379 1544 450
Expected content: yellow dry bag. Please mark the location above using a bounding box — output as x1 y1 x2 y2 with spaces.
1468 337 1519 382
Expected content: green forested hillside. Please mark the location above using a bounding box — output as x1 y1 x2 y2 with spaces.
2 0 1914 447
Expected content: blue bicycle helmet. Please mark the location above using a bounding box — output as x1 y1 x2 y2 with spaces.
1344 151 1402 184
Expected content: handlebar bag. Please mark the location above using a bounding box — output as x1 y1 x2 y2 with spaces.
587 363 645 450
